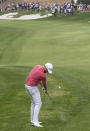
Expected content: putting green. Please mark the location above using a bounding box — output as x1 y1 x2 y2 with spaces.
0 12 90 131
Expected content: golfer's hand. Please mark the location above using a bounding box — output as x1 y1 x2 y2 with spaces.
42 87 47 94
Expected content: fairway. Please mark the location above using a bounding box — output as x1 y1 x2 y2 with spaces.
0 13 90 131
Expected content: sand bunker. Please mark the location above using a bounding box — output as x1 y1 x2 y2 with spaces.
0 12 52 20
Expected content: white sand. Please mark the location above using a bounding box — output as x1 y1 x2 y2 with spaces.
0 12 52 20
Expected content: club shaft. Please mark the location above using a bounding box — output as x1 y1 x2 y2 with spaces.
47 93 54 103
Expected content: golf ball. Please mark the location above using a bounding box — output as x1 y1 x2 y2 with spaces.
59 86 61 88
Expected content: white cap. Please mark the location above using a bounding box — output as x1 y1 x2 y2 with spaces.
45 63 53 74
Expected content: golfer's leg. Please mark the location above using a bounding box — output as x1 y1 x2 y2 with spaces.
25 85 35 123
30 96 35 123
32 88 42 123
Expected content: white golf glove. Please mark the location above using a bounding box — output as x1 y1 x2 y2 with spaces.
42 87 46 93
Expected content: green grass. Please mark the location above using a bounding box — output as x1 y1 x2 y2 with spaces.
0 12 90 131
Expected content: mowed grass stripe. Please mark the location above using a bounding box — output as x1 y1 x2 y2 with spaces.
0 12 90 131
0 16 90 66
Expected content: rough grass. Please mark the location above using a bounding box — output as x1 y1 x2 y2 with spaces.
0 12 90 131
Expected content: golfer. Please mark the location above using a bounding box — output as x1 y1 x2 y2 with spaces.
25 63 53 127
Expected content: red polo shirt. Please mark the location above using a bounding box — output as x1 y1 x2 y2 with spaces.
26 65 46 87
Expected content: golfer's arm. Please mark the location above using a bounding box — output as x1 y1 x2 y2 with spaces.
40 81 47 93
42 81 47 93
39 81 43 87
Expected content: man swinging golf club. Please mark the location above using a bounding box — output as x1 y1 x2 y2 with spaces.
25 62 53 127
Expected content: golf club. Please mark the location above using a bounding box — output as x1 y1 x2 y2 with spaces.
47 93 55 103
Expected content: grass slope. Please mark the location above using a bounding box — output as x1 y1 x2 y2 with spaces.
0 13 90 131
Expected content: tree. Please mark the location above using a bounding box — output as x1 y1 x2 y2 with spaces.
71 0 75 4
77 0 90 4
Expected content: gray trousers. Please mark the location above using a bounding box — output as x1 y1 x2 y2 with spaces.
25 84 42 123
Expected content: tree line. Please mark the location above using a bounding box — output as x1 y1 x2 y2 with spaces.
77 0 90 4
